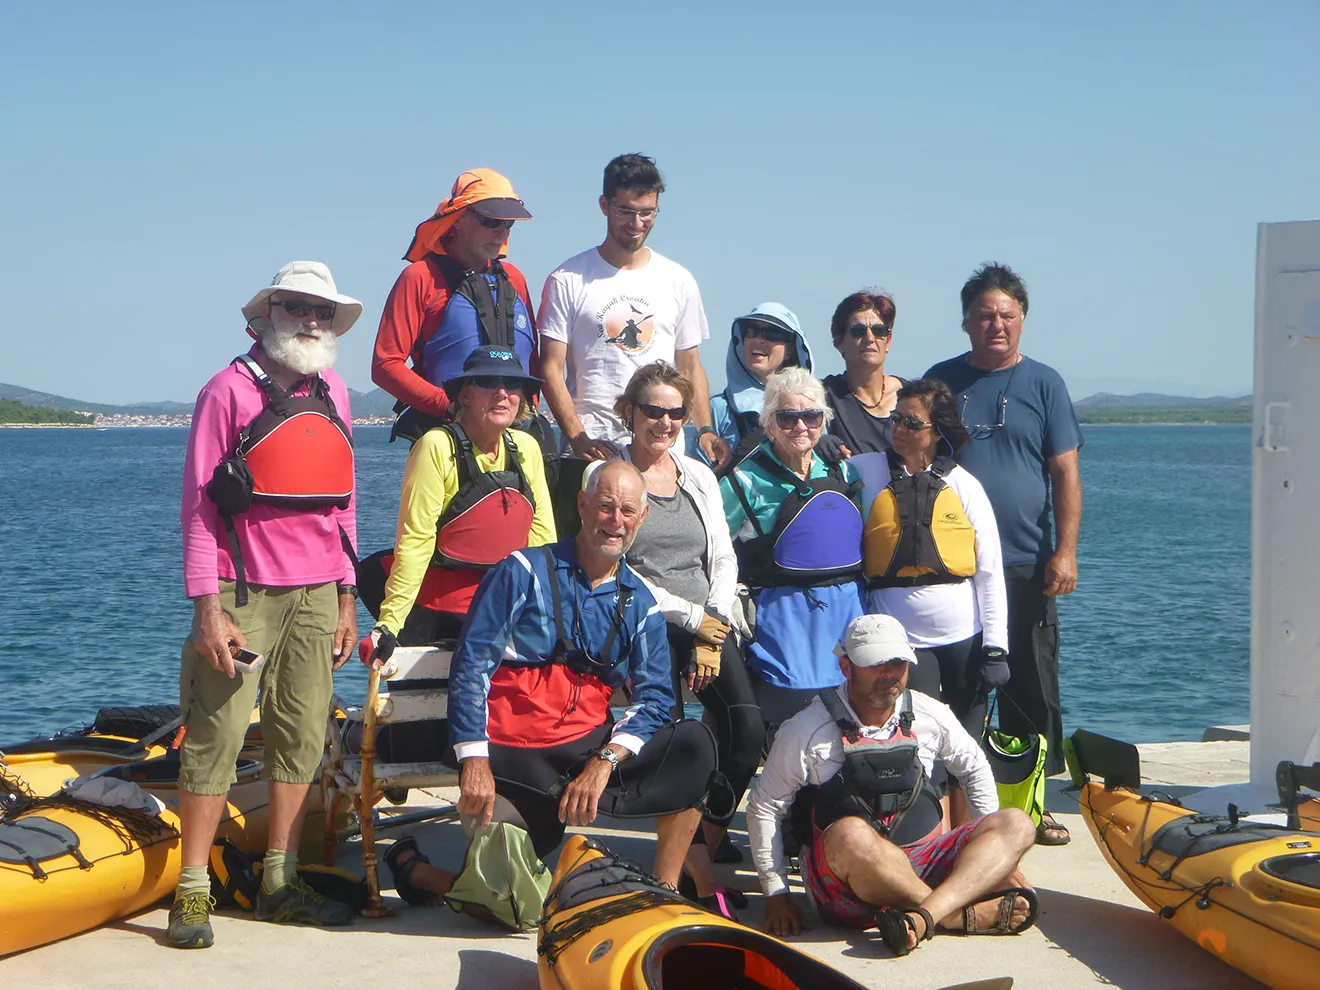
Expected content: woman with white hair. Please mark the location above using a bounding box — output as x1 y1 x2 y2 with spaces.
720 367 867 732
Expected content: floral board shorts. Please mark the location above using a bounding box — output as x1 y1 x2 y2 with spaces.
800 821 980 928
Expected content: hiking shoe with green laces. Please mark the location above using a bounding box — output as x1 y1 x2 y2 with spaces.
253 876 353 926
167 891 216 949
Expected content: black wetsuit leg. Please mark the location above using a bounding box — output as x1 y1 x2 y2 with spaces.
668 630 765 823
914 633 986 736
480 721 717 859
1001 563 1063 775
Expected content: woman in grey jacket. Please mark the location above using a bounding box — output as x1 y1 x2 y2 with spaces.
587 361 764 919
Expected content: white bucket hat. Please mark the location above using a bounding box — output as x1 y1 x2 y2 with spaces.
241 261 363 337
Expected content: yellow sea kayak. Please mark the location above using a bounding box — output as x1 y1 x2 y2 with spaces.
0 757 270 957
540 834 874 990
1070 729 1320 990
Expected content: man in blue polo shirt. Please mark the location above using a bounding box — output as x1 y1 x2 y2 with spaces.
925 263 1082 846
447 460 715 884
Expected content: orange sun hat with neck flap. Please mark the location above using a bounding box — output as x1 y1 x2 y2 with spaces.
403 168 532 263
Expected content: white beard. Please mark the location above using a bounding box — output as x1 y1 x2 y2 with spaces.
260 319 339 375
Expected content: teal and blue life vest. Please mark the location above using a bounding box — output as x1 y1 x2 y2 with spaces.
421 257 535 388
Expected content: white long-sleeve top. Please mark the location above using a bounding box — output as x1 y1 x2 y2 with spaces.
745 685 999 898
850 453 1008 651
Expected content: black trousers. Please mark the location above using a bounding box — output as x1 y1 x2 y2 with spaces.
911 632 986 738
445 720 718 859
1000 562 1064 776
666 629 765 824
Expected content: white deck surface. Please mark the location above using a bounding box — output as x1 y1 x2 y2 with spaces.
0 740 1273 990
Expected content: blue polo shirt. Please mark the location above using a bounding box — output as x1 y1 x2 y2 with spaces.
447 539 674 755
924 354 1083 567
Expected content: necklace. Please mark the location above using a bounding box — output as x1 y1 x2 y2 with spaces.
851 375 890 410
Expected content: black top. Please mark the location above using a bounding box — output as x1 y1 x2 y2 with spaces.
823 373 901 456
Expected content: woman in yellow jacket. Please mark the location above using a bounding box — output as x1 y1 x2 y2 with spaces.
360 345 557 651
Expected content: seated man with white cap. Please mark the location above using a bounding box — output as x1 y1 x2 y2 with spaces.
171 261 363 948
746 613 1038 955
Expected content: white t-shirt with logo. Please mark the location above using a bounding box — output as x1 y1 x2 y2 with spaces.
538 247 709 442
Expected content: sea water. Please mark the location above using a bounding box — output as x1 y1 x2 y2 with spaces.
0 425 1250 745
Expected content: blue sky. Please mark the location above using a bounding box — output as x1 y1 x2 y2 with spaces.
2 2 1316 404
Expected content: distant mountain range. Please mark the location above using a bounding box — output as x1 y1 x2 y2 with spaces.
1 382 1254 425
0 382 400 418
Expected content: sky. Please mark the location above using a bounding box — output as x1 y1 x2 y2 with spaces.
2 2 1317 405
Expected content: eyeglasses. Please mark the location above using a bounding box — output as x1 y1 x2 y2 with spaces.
471 376 524 392
636 402 687 422
271 299 336 321
889 412 933 432
474 213 516 231
742 323 795 344
773 409 825 430
607 202 659 221
959 362 1017 440
845 323 892 340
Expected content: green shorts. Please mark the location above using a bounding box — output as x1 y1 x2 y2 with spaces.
179 581 338 795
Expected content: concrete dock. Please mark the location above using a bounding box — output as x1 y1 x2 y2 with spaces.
0 739 1275 990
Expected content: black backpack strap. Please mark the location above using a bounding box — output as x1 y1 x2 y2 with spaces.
235 354 290 417
818 688 861 743
220 512 249 608
490 258 518 351
442 422 483 489
339 525 358 567
898 690 914 732
885 448 905 485
500 430 532 496
595 573 631 669
728 468 766 539
541 546 569 652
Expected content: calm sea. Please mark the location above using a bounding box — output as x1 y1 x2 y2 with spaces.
0 425 1251 745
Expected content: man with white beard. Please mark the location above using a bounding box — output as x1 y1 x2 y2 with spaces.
172 261 363 948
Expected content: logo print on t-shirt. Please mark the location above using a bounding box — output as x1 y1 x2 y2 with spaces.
600 301 655 354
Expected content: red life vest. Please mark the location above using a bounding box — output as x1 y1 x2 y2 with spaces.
206 354 355 605
381 422 537 614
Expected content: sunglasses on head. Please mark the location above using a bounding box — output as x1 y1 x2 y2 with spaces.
471 376 524 392
742 322 794 344
773 409 825 430
636 402 687 422
889 412 933 431
272 299 336 321
845 323 892 340
474 213 516 231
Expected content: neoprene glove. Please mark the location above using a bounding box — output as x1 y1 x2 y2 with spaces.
695 608 729 646
814 434 849 464
358 625 398 668
977 648 1011 693
693 640 722 681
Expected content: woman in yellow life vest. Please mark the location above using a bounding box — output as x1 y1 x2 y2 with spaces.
850 379 1008 742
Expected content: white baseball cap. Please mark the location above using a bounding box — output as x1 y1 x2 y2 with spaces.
833 614 917 667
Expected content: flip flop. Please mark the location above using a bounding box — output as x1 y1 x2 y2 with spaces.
1035 812 1071 846
383 836 435 907
955 886 1040 936
876 905 934 956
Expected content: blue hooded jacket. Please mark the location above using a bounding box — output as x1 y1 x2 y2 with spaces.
708 302 813 449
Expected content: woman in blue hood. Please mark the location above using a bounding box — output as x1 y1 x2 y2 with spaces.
708 303 813 456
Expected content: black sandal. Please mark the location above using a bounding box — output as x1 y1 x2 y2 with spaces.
383 836 434 907
876 905 934 956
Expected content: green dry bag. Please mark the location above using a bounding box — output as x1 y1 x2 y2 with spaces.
980 695 1048 826
444 821 551 932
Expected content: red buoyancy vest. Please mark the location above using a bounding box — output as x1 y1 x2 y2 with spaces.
232 355 354 507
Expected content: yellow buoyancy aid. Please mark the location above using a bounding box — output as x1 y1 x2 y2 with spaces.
864 452 976 588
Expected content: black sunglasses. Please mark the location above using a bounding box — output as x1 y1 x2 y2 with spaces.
471 376 524 392
773 409 825 430
636 402 687 422
845 323 892 340
742 322 794 344
889 412 933 431
474 213 516 231
272 299 336 321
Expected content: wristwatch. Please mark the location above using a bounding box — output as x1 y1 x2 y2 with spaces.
696 426 717 439
596 747 621 770
337 584 359 599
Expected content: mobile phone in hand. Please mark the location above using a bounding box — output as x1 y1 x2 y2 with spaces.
229 646 265 674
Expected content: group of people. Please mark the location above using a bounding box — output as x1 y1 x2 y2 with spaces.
169 153 1083 958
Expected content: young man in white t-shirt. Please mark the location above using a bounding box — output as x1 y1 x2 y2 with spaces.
538 154 731 469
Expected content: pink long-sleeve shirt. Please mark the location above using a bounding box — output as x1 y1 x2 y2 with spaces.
181 347 357 599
